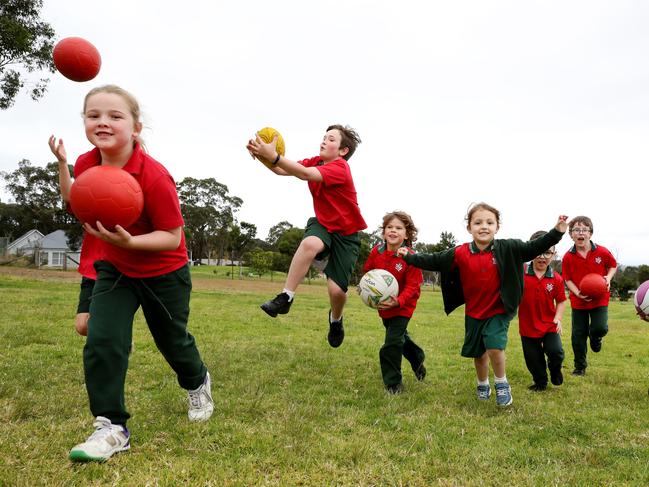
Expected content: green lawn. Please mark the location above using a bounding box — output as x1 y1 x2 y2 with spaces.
1 268 649 486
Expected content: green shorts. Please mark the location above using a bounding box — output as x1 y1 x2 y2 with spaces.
76 276 95 314
461 314 511 358
304 217 361 293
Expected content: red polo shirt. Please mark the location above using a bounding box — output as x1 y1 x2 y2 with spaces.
363 244 423 319
562 242 617 309
77 233 103 279
74 144 188 278
300 156 366 235
518 265 566 338
454 242 506 319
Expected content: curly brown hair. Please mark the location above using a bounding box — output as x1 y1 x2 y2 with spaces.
381 211 418 246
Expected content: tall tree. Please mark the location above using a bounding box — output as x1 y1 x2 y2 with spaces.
266 220 294 248
638 265 649 286
176 177 242 262
227 221 257 268
0 0 56 109
0 159 82 247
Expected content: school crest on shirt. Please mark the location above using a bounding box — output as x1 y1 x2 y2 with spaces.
545 283 554 293
595 256 602 264
394 262 403 273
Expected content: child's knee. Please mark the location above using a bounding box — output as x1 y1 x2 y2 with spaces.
297 236 324 256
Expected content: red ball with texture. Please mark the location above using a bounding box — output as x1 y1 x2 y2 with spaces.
53 37 101 82
69 166 143 230
579 273 608 299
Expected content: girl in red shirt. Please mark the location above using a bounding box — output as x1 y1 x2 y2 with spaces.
62 85 213 463
363 211 425 394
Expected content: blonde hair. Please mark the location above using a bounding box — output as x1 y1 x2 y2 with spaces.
83 84 145 149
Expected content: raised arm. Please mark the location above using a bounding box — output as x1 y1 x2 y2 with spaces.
48 135 72 202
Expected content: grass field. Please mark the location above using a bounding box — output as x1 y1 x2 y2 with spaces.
2 266 649 486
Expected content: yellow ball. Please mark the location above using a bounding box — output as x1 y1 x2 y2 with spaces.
256 127 285 167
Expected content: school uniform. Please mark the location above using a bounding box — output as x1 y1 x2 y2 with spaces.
76 144 207 425
403 229 564 357
562 242 617 371
364 244 425 387
300 156 366 292
518 265 566 387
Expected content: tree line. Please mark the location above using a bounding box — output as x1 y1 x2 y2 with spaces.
1 159 647 296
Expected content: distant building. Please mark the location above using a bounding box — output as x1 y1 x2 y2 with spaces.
5 229 80 270
6 229 44 255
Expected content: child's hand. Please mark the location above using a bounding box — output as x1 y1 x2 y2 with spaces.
555 215 568 233
603 275 611 291
48 135 67 163
377 296 399 310
396 247 409 258
246 132 278 163
576 290 593 302
554 319 563 334
83 221 133 248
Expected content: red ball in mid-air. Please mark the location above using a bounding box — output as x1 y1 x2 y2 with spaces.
579 273 608 299
52 37 101 82
69 166 143 231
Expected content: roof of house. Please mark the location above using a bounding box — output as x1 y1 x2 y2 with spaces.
39 230 70 250
6 229 44 251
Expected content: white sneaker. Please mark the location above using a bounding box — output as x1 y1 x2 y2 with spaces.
188 371 214 422
69 416 130 462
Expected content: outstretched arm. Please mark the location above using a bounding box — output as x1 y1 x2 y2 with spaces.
397 246 455 272
246 133 323 181
520 215 568 262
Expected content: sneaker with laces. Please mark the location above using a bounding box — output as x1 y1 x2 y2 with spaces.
69 416 130 462
414 363 427 381
495 381 513 407
188 372 214 422
260 293 293 317
477 383 491 401
327 311 344 348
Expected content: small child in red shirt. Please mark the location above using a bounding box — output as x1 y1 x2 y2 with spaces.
62 85 213 463
247 125 366 348
561 216 617 376
363 211 425 394
518 231 567 391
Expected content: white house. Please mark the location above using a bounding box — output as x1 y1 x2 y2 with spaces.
5 229 80 270
6 229 44 255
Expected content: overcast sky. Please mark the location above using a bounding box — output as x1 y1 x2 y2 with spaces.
1 0 647 265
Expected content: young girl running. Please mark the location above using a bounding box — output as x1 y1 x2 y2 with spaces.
363 211 426 394
65 85 213 462
397 203 567 407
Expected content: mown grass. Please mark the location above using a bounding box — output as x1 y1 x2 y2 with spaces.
1 267 649 486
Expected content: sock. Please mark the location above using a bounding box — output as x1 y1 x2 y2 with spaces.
494 375 508 384
283 289 295 301
330 312 342 323
477 378 489 386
